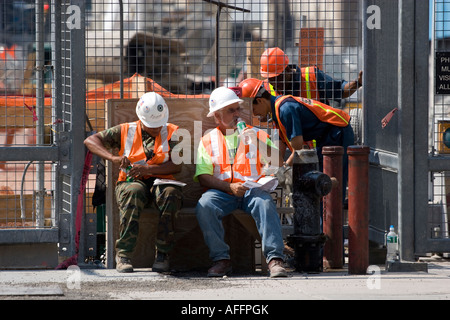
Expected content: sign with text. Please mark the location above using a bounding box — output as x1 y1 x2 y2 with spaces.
436 52 450 95
298 28 324 69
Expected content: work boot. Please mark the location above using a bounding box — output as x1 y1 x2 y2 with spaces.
152 251 170 273
268 258 288 278
115 254 133 273
207 259 232 277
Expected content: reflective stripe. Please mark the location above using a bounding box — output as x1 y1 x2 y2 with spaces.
312 102 349 125
305 67 312 99
234 171 261 182
159 125 170 163
205 127 266 183
124 122 137 157
210 129 222 164
269 83 277 96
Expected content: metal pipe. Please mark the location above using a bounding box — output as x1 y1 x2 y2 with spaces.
20 161 34 221
347 145 370 274
202 0 250 87
35 0 46 227
119 0 124 99
322 146 344 269
215 6 220 86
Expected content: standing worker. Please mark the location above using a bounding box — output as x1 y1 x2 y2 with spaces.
84 92 183 273
194 87 287 278
260 47 363 105
239 79 354 194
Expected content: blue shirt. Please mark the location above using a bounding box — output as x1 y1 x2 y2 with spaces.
290 65 347 104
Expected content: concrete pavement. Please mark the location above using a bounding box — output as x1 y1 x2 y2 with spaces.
0 258 449 301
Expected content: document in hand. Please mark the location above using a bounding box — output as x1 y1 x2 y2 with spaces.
243 176 278 192
153 178 187 187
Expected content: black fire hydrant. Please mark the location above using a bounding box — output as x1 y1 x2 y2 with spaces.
287 149 332 273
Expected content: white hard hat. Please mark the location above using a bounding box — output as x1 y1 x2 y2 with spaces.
136 92 169 128
207 86 243 117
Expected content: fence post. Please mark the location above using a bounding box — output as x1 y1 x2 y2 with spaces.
322 146 344 269
347 145 370 274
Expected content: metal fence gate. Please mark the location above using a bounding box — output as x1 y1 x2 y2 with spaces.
83 0 363 267
0 1 86 268
1 0 364 268
428 0 450 255
365 0 450 260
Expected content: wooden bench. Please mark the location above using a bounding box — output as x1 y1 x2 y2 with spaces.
104 98 293 273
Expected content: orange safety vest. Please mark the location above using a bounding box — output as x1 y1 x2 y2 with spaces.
263 66 319 100
300 66 319 101
201 126 270 183
274 95 351 151
117 120 178 182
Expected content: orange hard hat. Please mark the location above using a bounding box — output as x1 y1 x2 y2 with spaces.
260 47 289 78
238 78 264 98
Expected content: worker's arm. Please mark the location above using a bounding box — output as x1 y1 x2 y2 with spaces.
84 132 123 167
85 132 182 179
198 174 248 197
285 136 304 166
342 70 363 99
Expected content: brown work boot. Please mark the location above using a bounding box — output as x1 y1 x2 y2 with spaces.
207 259 232 277
268 258 288 278
152 251 170 273
115 254 133 273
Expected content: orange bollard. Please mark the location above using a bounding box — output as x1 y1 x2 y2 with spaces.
322 146 344 269
347 145 370 275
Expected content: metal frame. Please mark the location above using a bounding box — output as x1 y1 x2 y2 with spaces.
365 0 450 259
0 1 86 262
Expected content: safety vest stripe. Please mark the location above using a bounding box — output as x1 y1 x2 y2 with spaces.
210 129 222 164
205 127 266 183
233 171 262 183
305 67 312 99
159 125 170 163
312 102 349 125
124 122 137 157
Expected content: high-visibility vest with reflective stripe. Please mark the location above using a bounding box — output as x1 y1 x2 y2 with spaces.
274 95 351 151
263 66 319 100
117 121 178 182
301 66 319 100
201 126 269 183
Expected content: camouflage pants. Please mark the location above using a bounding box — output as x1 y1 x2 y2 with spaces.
115 180 183 259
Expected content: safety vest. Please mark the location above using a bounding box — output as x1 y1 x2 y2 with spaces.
117 120 178 182
263 66 319 100
201 126 270 183
274 95 351 151
301 66 319 100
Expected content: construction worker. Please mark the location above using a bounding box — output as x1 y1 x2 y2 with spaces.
239 78 354 199
260 47 363 105
84 92 183 273
194 87 287 278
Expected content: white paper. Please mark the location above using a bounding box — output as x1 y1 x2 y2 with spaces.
153 178 187 187
243 176 278 192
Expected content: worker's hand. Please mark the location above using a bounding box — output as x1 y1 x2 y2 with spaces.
128 163 148 180
229 182 249 197
118 156 131 171
357 70 363 87
240 127 257 145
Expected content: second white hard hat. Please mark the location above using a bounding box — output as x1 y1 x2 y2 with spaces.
136 92 169 128
207 86 243 117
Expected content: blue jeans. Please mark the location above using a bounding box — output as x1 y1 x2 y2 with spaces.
196 188 285 263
